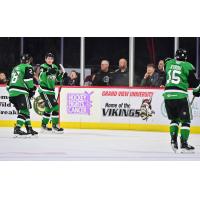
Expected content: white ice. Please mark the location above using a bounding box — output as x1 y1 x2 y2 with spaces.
0 128 200 160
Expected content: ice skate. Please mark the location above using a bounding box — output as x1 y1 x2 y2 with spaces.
180 139 195 153
14 126 31 138
171 133 178 153
40 124 52 134
171 138 178 153
52 124 64 134
26 126 38 137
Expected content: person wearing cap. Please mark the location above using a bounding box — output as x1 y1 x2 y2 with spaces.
38 53 64 133
140 63 160 87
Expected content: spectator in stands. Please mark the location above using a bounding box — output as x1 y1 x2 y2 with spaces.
92 60 111 86
62 72 69 86
157 60 166 87
63 70 80 86
111 58 129 86
84 74 94 86
141 63 160 87
0 72 7 84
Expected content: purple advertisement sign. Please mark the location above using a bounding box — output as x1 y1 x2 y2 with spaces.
67 91 93 115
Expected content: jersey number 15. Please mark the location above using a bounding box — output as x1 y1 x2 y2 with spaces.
166 70 181 84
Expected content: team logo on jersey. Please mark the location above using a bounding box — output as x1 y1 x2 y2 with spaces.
48 75 56 80
33 96 45 115
103 76 110 84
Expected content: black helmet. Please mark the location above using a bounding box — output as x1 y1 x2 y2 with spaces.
175 48 187 61
20 54 33 64
45 52 54 59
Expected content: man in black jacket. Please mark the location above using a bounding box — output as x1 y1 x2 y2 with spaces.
111 58 129 86
92 60 111 86
141 63 160 87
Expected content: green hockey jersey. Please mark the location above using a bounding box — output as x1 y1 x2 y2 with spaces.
38 63 63 95
8 63 34 97
163 59 199 100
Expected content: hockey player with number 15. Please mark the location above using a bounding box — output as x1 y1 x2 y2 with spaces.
163 48 200 153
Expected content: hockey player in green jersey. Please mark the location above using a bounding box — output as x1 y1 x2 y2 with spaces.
38 53 64 133
8 54 38 136
163 48 200 153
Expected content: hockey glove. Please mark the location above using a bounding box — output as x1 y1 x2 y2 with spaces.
29 85 37 98
193 90 200 97
47 67 57 75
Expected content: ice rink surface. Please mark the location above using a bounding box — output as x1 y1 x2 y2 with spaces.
0 127 200 161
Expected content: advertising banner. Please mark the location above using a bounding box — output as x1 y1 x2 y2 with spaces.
1 85 200 132
59 87 200 132
0 86 58 126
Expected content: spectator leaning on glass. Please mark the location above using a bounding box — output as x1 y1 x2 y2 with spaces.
0 72 8 84
92 60 111 86
157 59 166 87
141 63 160 87
111 58 129 86
66 70 80 86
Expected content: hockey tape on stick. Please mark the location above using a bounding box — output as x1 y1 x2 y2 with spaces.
56 64 65 101
190 96 195 106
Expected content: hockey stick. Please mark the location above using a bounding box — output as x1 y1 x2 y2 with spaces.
49 64 65 125
190 96 195 106
56 64 65 101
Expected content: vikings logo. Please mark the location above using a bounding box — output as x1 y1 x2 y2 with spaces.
139 97 155 121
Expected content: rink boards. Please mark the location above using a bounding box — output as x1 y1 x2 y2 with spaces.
0 85 200 133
